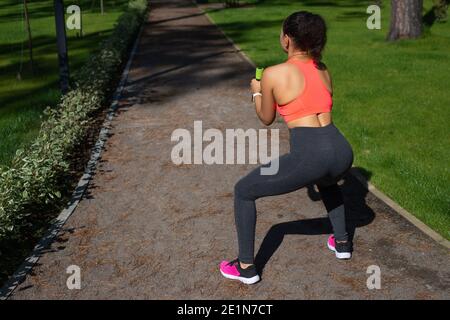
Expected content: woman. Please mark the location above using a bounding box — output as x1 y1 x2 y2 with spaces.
219 11 354 285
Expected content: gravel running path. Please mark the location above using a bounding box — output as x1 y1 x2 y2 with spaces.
10 0 449 299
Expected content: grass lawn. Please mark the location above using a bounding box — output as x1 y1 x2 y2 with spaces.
0 0 129 166
205 0 450 240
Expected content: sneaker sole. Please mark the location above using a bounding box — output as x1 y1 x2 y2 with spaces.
327 241 352 260
220 270 260 285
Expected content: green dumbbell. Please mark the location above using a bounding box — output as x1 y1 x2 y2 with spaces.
255 67 264 81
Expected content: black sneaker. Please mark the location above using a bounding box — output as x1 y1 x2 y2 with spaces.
219 258 261 284
327 235 352 259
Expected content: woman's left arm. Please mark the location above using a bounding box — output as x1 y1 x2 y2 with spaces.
251 67 276 126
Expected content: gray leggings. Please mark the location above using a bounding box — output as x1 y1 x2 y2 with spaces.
234 122 354 264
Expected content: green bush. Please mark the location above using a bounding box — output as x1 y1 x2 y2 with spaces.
0 0 147 241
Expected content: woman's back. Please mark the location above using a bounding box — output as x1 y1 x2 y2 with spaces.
273 56 333 127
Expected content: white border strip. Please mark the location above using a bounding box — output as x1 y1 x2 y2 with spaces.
0 19 146 300
194 1 450 250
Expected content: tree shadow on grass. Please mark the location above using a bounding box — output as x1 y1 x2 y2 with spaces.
0 0 129 21
256 0 365 8
335 10 369 21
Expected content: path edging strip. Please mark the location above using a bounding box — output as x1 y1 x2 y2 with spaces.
195 1 450 250
349 168 450 249
0 19 146 300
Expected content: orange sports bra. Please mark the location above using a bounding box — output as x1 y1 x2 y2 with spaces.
273 57 333 123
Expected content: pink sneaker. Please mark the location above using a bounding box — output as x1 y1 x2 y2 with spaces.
327 235 352 260
219 259 260 285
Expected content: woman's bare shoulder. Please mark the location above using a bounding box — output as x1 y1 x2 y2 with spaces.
266 62 292 74
262 62 296 82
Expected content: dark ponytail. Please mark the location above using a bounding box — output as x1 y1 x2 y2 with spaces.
282 11 327 63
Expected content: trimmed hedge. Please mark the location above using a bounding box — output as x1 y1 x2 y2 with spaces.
0 0 147 241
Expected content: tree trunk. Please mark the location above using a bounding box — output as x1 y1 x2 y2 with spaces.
23 0 34 73
54 0 70 94
387 0 423 41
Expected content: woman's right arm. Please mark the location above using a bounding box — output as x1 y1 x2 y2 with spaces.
254 67 277 126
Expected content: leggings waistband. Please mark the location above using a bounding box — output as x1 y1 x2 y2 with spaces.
289 122 337 134
289 122 339 138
